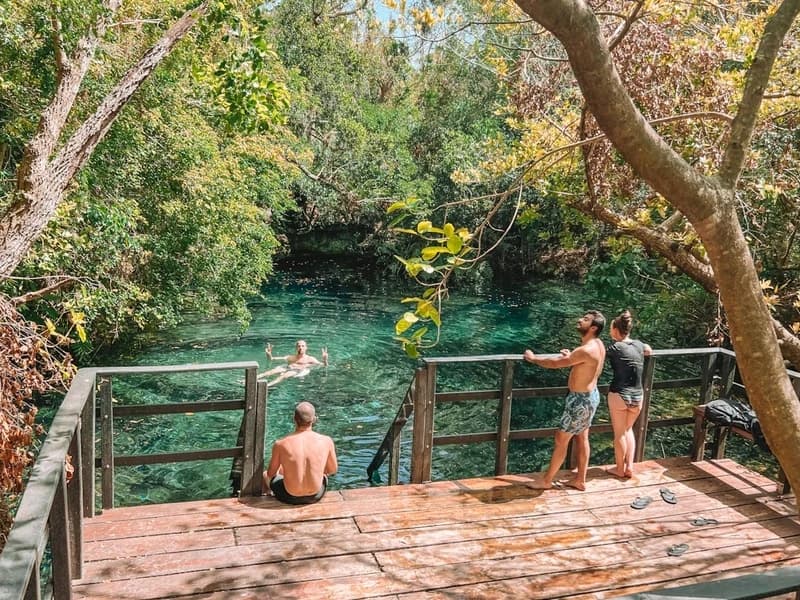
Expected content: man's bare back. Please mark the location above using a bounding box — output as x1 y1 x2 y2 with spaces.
268 429 337 496
522 310 607 491
264 401 337 501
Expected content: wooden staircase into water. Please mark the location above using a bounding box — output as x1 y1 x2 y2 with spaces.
73 457 798 599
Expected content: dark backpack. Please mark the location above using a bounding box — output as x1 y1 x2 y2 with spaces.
705 397 771 453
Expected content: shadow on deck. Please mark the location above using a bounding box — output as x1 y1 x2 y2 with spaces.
74 457 798 599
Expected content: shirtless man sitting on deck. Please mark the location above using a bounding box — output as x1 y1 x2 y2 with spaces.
258 340 328 387
263 401 338 504
523 310 606 491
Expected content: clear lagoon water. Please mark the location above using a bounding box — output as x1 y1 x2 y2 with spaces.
94 262 739 507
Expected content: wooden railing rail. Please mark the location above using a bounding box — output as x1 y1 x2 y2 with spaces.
0 361 263 600
369 347 798 486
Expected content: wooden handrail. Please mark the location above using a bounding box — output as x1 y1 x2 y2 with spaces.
0 361 262 600
369 347 797 487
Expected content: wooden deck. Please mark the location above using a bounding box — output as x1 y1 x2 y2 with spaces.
73 458 799 599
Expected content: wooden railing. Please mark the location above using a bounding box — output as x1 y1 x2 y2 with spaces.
3 350 798 600
368 347 797 486
0 362 265 600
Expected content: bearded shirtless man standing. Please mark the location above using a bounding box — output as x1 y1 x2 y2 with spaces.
523 310 606 491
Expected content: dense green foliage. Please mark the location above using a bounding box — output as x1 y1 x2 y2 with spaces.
2 0 797 351
1 2 297 352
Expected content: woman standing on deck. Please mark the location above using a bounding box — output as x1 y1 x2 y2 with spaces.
606 310 652 479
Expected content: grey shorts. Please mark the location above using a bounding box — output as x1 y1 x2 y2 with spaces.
559 389 600 434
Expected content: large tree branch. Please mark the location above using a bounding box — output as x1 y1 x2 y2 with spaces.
10 277 78 306
717 0 800 187
15 0 122 188
50 2 209 192
0 3 208 279
572 198 718 293
513 0 723 225
49 9 68 80
512 0 800 496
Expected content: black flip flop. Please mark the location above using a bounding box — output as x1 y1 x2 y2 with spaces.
630 495 652 509
667 543 689 556
660 487 678 504
690 517 719 526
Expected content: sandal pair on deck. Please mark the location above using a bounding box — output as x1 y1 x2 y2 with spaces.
630 487 677 509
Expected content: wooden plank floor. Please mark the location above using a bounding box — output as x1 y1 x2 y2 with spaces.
73 458 799 599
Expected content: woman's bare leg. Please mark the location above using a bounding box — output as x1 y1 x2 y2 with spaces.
607 393 628 477
623 404 642 475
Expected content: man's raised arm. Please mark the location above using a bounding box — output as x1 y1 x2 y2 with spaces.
524 348 584 369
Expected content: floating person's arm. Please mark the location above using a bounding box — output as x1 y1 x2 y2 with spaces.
265 343 292 362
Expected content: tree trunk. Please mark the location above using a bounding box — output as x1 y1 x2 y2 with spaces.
514 0 800 495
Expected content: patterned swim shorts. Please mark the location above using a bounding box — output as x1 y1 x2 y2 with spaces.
559 389 600 434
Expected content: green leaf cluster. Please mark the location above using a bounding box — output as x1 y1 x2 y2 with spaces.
389 199 475 356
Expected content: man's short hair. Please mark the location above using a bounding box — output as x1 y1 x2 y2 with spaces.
294 401 316 425
586 310 605 336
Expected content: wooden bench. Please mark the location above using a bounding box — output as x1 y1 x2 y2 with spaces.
692 403 790 495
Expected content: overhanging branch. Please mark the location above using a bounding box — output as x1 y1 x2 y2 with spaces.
717 0 800 187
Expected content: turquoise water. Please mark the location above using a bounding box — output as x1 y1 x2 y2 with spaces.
100 263 691 506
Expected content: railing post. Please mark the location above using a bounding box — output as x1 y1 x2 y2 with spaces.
411 365 435 483
699 352 718 404
691 405 708 461
67 426 83 579
410 367 426 483
252 380 268 496
239 367 258 497
388 429 401 485
50 467 72 599
99 377 114 510
495 360 515 476
633 355 656 462
81 380 95 519
719 353 737 397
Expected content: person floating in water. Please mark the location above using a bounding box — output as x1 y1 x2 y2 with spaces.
258 340 328 387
